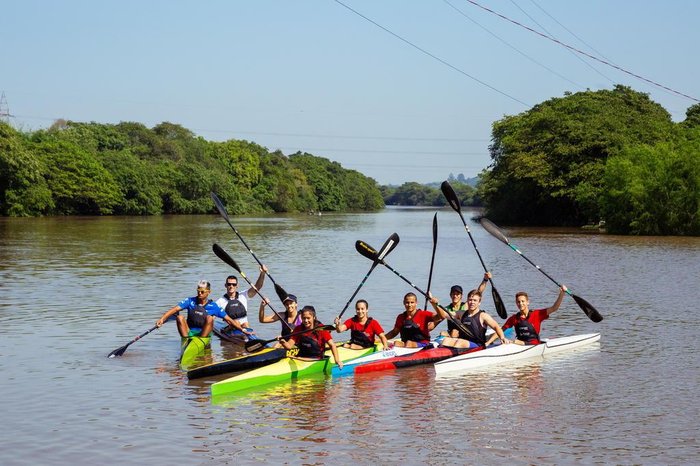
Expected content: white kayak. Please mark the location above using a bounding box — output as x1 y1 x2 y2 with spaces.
434 333 601 376
331 342 427 377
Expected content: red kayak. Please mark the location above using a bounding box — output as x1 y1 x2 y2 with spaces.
354 345 483 374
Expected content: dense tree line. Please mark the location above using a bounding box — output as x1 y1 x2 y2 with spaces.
0 121 384 216
479 86 700 235
382 180 478 207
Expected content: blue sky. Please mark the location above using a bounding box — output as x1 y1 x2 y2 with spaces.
3 0 698 185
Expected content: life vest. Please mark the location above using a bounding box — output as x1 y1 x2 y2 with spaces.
297 332 325 359
458 310 487 345
446 303 468 334
223 294 247 320
281 314 302 337
187 303 209 330
514 313 540 343
400 315 428 343
349 317 374 348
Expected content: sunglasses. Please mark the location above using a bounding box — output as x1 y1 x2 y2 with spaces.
197 289 209 293
225 283 238 287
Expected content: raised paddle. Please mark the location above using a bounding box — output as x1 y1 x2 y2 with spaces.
212 243 294 332
336 232 400 321
440 180 508 319
423 213 438 310
479 218 604 323
107 325 159 358
244 325 336 353
355 239 478 342
211 191 284 291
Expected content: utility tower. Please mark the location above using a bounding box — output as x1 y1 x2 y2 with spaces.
0 91 12 124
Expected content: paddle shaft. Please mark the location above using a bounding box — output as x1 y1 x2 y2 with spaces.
245 325 335 352
211 192 283 289
212 243 293 332
107 324 159 358
441 181 507 319
337 232 400 320
479 218 603 322
424 212 438 310
375 260 477 341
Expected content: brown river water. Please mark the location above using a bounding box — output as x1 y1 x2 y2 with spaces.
0 207 698 465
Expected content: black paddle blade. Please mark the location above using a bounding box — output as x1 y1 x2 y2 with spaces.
212 243 242 273
572 294 604 322
274 283 289 303
376 233 400 261
440 181 462 213
107 344 129 358
479 218 510 245
210 191 230 219
245 339 266 353
355 240 378 261
491 286 508 319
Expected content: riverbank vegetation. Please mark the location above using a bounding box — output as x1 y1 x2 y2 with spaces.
0 121 384 216
479 86 699 235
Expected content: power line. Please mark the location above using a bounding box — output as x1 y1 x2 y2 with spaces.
442 0 585 90
463 0 699 102
333 0 530 107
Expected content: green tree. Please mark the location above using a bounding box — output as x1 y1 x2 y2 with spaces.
601 131 700 235
480 86 673 225
33 139 122 215
0 123 52 216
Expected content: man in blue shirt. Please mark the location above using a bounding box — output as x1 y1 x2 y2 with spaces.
156 280 235 337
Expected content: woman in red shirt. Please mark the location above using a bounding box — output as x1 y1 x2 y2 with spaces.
334 299 389 350
278 306 344 369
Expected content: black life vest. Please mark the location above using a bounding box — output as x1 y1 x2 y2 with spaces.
223 294 247 320
514 313 540 343
187 303 209 329
458 310 487 345
399 314 428 342
446 303 468 334
349 317 374 348
297 332 324 359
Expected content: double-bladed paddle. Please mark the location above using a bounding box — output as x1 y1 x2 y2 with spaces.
244 325 336 353
479 218 604 323
440 181 508 319
107 325 159 358
355 239 478 342
212 243 294 332
336 232 400 321
423 213 438 310
211 191 288 303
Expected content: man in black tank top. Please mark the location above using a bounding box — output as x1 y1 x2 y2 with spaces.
431 289 509 348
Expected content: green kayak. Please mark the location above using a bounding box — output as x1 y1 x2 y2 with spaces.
211 344 377 397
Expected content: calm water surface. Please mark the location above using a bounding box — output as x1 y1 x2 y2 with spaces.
1 208 698 465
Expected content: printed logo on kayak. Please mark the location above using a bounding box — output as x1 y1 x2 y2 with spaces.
286 347 299 357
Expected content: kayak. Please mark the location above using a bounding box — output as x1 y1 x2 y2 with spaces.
180 335 211 369
353 345 481 375
211 344 378 397
331 344 425 377
434 332 601 375
212 320 256 344
187 347 291 380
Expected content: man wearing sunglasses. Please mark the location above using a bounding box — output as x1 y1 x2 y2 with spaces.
156 280 235 338
215 265 267 339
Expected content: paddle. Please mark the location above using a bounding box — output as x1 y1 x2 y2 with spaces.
107 325 159 358
212 243 294 332
211 191 285 293
423 213 438 310
244 325 336 353
479 218 604 323
336 232 400 321
355 239 478 342
440 181 507 319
